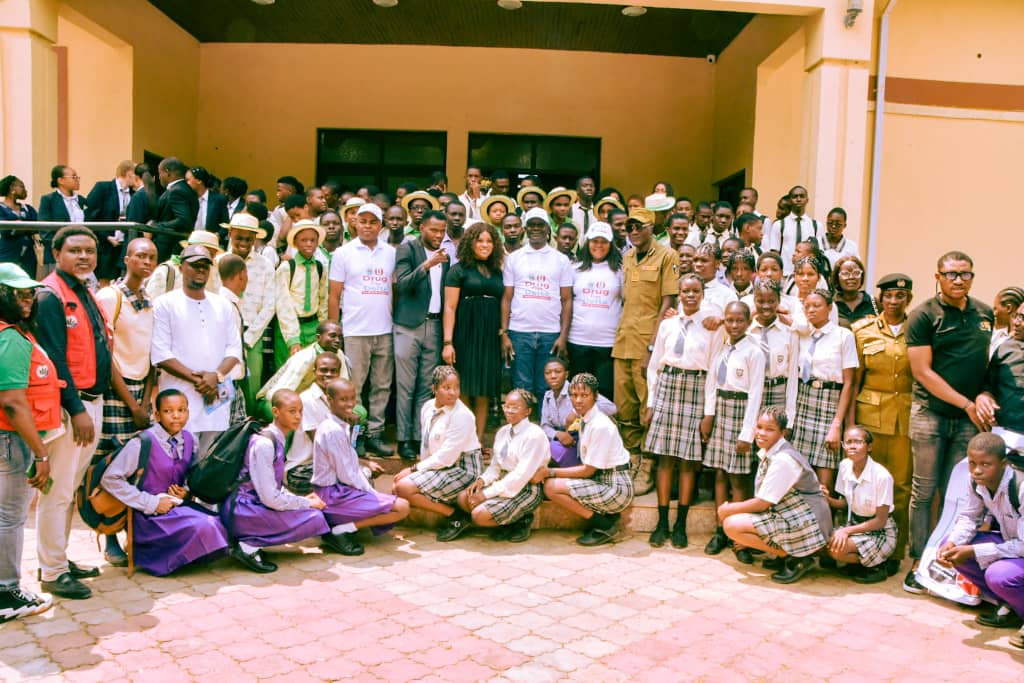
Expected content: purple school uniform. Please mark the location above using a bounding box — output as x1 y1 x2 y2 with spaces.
224 429 330 547
133 431 230 576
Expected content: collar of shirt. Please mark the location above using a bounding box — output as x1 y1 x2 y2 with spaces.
757 437 788 461
264 423 285 448
973 465 1015 502
199 190 208 203
811 321 835 337
222 289 241 306
523 243 554 255
166 179 183 190
294 252 317 267
749 317 783 333
839 455 880 487
327 411 353 437
582 404 603 424
825 236 847 252
115 178 129 193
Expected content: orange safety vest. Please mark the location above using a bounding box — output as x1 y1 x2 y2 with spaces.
0 322 63 432
42 271 110 391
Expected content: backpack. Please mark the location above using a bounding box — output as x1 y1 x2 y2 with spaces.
77 432 153 535
288 257 324 284
187 418 266 504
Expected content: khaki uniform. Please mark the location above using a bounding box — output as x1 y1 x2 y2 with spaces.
612 241 680 454
852 316 912 558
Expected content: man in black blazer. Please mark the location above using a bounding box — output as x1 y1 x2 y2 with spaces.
38 164 86 273
185 166 229 233
85 160 135 282
393 210 449 460
149 157 198 262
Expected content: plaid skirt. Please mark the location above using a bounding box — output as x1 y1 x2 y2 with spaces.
750 487 828 557
844 515 898 568
407 449 483 504
703 393 752 474
483 482 543 526
761 378 788 413
566 466 634 514
790 381 842 470
644 369 705 461
96 377 147 459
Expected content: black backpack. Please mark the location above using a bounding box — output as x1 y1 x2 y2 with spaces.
187 418 266 504
77 432 153 535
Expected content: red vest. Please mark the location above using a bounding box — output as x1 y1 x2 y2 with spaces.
0 323 63 432
42 271 110 390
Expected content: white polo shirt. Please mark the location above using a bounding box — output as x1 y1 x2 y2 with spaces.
503 244 573 334
329 238 396 337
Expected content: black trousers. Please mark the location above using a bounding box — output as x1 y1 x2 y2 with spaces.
567 343 614 399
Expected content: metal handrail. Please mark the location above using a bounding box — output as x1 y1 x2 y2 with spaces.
0 221 188 237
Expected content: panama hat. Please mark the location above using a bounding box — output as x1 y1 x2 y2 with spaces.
401 190 440 212
644 192 675 213
286 219 326 249
544 187 577 214
516 186 547 206
179 230 223 254
219 212 266 239
480 195 517 222
594 196 624 216
341 197 366 217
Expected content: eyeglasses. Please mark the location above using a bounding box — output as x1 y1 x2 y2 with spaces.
1012 312 1024 321
843 438 867 446
12 289 35 300
939 271 975 282
62 175 80 180
839 269 863 279
624 223 650 234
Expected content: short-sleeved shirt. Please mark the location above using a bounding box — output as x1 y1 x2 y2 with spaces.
0 327 32 390
906 295 994 417
329 239 396 337
613 241 680 360
836 456 894 518
503 245 573 334
569 261 623 348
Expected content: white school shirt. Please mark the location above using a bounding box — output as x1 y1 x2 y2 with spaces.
756 439 803 504
458 191 487 220
329 238 396 337
423 246 443 314
746 315 800 420
836 456 894 518
701 278 739 316
503 244 573 334
482 422 549 499
786 293 840 335
576 406 630 469
647 310 722 405
822 236 860 267
790 322 858 384
62 192 85 223
571 203 595 236
151 289 243 433
704 335 766 443
948 466 1024 569
766 213 824 274
284 383 332 471
569 262 624 347
312 413 374 492
417 399 481 471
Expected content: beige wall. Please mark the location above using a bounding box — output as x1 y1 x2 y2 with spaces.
195 43 715 198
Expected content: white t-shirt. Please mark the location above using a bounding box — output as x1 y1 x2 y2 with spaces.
503 244 573 334
329 239 396 337
569 262 624 348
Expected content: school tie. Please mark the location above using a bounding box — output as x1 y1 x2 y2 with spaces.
759 326 771 366
795 216 803 244
672 318 692 355
501 426 515 459
296 254 315 312
429 408 444 434
801 332 823 383
168 436 180 461
717 344 735 385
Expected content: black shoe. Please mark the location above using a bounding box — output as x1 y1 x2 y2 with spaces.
735 548 755 565
68 561 100 579
322 532 365 556
648 524 670 548
976 607 1024 629
490 525 512 541
902 570 925 594
771 556 815 584
355 435 366 457
762 556 786 571
0 587 53 622
364 435 395 457
576 525 618 547
436 514 471 542
671 525 689 549
885 558 901 577
839 563 865 578
853 564 889 585
398 441 418 460
40 573 92 600
704 530 729 555
1010 629 1024 650
819 556 838 570
505 515 534 544
230 546 277 573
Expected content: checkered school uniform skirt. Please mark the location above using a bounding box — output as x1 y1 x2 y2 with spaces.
761 377 788 413
703 392 751 475
408 449 483 505
644 368 705 461
750 487 828 557
483 483 544 526
95 377 147 459
567 465 634 514
230 381 248 426
790 381 842 470
844 514 898 568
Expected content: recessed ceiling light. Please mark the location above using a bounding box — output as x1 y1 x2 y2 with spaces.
373 0 398 7
622 5 647 17
497 0 523 9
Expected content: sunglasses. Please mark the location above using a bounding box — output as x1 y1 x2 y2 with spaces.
624 222 650 234
939 271 975 282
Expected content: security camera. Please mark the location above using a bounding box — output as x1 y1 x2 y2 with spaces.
706 54 716 65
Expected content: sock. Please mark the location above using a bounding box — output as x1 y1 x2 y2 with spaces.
332 523 357 535
715 525 725 537
675 504 689 528
657 505 669 528
238 541 259 555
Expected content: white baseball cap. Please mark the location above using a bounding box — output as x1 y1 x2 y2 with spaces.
584 222 614 242
356 203 383 222
521 207 551 227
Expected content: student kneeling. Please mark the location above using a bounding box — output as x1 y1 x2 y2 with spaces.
101 390 230 576
719 407 832 583
311 378 410 555
457 389 548 543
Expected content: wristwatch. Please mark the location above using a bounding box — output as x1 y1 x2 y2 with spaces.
646 344 654 353
216 372 226 384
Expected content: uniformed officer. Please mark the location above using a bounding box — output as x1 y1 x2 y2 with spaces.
847 273 913 574
612 208 680 495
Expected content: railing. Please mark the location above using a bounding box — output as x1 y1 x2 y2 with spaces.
0 221 187 237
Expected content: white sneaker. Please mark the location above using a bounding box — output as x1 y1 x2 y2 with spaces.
0 587 53 622
633 457 656 495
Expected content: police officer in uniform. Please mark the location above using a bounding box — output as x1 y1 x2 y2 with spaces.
847 273 913 575
612 208 679 495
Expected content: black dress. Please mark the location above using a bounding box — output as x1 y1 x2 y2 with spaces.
836 292 877 328
446 262 503 397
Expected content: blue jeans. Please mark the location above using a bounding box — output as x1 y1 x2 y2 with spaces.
908 403 977 559
0 430 34 589
508 330 559 399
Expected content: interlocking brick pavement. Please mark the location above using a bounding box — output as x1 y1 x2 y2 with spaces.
3 521 1023 682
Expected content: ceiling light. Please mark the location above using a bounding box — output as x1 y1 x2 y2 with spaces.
250 0 274 5
622 5 647 16
497 0 523 9
373 0 398 6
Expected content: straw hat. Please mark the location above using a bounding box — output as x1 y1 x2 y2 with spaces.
286 219 326 250
480 195 517 222
179 230 223 253
516 186 547 206
401 190 439 212
219 212 266 239
544 187 577 214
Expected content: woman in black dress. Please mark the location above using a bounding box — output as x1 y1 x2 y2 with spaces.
831 255 877 328
442 222 505 441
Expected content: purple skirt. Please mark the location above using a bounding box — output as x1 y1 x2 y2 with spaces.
224 493 330 548
550 439 582 468
315 484 396 536
133 503 230 576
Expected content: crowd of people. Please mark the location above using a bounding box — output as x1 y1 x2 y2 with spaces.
0 160 1022 649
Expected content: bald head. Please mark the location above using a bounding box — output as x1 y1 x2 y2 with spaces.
271 388 301 409
326 377 354 399
126 237 156 257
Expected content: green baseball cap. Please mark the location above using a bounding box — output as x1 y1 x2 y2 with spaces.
0 263 42 289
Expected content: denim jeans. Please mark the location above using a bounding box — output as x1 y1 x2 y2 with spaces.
508 330 559 399
908 403 977 559
0 430 35 589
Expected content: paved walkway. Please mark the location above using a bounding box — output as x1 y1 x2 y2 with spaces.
3 522 1022 682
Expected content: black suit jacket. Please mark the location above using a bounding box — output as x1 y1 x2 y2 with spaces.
203 192 229 231
393 238 448 329
85 179 133 222
37 191 87 264
151 180 198 261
